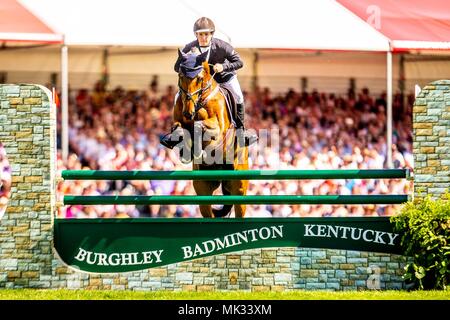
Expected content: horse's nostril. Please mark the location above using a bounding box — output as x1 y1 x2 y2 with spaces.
184 112 195 120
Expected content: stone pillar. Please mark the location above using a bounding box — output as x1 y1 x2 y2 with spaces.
0 84 56 287
413 80 450 200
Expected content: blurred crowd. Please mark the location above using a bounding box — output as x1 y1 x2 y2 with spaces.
56 79 413 218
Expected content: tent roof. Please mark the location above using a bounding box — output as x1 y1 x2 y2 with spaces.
0 0 62 43
183 0 390 51
338 0 450 51
19 0 390 51
17 0 450 51
19 0 199 47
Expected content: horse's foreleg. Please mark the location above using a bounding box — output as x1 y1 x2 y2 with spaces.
173 95 184 130
199 205 212 218
199 117 221 156
200 116 219 130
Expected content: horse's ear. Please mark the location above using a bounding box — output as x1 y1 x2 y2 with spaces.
197 50 208 64
178 48 186 59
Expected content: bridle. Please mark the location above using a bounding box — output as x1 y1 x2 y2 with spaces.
178 64 217 120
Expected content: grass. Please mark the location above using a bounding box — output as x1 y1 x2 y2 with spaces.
0 289 449 300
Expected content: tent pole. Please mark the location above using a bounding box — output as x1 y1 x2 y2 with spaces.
399 54 405 113
61 44 69 163
386 49 393 169
102 47 110 87
252 50 259 93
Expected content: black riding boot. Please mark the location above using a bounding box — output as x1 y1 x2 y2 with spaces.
236 102 258 146
160 125 183 149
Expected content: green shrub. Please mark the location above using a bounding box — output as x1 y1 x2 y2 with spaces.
391 192 450 290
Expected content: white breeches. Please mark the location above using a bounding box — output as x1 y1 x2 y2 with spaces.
219 75 244 104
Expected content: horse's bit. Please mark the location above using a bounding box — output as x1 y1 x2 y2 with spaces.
178 64 217 120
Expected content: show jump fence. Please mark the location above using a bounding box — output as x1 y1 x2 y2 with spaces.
60 169 410 205
61 169 410 180
0 81 449 291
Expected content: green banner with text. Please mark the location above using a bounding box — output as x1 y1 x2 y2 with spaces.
54 217 403 273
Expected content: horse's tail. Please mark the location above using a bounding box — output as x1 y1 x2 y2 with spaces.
212 185 233 218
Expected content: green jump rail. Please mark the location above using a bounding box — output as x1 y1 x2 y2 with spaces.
63 195 409 205
61 169 411 181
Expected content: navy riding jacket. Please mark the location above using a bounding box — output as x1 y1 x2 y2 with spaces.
174 38 243 83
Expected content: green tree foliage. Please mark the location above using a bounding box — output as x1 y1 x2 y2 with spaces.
391 192 450 290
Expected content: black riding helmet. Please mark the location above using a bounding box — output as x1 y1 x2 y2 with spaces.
193 17 215 34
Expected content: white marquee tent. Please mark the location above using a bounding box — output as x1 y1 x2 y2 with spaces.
17 0 393 163
5 0 450 165
19 0 390 50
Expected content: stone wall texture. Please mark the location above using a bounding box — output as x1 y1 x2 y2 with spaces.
2 81 448 290
413 80 450 199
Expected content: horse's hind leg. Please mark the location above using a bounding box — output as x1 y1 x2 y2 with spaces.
231 146 249 218
193 180 220 218
198 205 212 218
229 179 248 218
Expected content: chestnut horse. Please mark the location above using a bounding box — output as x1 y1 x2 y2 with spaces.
172 49 248 218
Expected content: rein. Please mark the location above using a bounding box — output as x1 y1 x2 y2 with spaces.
178 64 217 117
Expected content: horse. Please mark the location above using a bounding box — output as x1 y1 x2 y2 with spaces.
171 49 249 218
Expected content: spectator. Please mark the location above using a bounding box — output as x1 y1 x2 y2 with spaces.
57 84 413 219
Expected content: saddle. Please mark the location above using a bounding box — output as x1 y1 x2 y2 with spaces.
218 86 237 128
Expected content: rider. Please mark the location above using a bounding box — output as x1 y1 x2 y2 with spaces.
161 17 258 149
